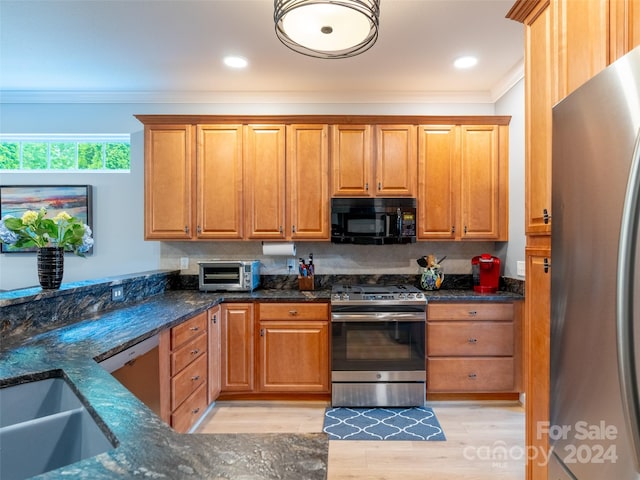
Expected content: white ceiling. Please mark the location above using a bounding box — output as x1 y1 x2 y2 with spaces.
0 0 524 104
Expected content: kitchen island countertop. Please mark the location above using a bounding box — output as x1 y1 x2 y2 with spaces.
0 279 522 479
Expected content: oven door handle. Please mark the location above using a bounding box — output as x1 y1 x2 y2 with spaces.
330 312 425 322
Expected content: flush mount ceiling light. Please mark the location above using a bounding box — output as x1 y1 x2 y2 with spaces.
274 0 380 59
454 56 478 69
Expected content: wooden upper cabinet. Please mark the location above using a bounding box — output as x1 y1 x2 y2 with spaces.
331 124 373 196
418 124 508 241
375 125 417 196
525 0 554 235
417 125 458 239
331 124 416 197
555 0 609 99
460 125 507 240
244 125 287 239
287 124 330 239
197 125 244 239
144 124 194 239
610 0 640 61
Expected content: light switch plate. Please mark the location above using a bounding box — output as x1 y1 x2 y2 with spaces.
180 257 189 269
516 261 526 277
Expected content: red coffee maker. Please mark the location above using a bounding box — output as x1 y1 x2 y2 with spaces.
471 254 501 293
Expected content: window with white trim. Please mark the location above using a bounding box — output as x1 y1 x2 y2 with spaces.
0 134 130 172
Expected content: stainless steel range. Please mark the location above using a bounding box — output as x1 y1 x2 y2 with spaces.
330 284 427 407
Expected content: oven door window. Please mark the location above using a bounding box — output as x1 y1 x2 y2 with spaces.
331 321 425 371
202 266 241 285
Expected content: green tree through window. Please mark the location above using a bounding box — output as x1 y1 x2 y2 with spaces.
0 135 130 171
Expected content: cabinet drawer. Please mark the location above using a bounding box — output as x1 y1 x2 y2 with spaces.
427 322 514 356
171 384 207 433
428 302 513 322
171 354 207 410
171 311 207 349
259 302 329 320
427 358 514 392
171 332 207 375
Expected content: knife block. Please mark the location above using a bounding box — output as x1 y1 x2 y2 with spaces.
298 275 314 291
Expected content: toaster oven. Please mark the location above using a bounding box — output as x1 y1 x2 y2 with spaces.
198 260 260 292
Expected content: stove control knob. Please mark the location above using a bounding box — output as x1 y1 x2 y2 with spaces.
416 292 424 299
398 293 406 299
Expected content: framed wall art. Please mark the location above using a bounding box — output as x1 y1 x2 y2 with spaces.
0 185 93 253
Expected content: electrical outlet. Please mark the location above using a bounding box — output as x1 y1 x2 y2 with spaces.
286 258 296 273
516 261 526 277
180 257 189 269
111 286 124 302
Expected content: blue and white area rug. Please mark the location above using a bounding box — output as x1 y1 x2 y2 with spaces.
323 407 446 441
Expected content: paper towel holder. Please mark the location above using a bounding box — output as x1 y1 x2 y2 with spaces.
261 241 297 256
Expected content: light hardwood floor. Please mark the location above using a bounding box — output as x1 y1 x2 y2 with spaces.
195 400 525 480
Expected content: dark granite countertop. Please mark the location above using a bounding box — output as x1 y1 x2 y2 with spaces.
0 279 522 479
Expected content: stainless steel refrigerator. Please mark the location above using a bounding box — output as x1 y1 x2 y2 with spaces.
550 46 640 479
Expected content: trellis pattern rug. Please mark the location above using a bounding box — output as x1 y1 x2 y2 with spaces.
323 407 446 441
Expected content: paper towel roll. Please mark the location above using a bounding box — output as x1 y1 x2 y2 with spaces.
262 242 296 256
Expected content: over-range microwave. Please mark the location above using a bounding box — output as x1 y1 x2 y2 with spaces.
331 197 417 244
198 260 260 292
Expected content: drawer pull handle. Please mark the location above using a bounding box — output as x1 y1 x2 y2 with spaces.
289 310 298 316
192 407 200 415
192 375 200 381
191 349 199 355
190 326 199 331
468 373 477 379
467 338 478 344
468 311 477 316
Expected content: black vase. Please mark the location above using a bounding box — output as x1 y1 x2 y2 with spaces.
37 247 64 289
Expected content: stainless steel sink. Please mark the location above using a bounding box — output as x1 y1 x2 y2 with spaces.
0 375 115 480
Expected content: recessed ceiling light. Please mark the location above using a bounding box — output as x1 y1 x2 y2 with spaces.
454 56 478 69
223 56 248 68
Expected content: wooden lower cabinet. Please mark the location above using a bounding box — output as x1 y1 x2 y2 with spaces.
208 304 222 403
426 302 523 395
258 303 330 393
219 301 330 398
159 310 209 433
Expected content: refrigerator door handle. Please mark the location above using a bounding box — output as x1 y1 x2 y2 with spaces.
617 128 640 471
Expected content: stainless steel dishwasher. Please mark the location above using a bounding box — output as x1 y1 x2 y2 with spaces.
98 334 161 416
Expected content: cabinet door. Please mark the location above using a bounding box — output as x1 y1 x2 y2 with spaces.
331 125 373 196
459 125 506 240
287 124 330 239
208 305 222 403
555 0 609 98
220 303 254 392
525 1 554 235
417 125 458 239
244 125 286 239
610 0 640 61
258 320 330 393
525 248 551 480
197 125 244 239
144 124 193 239
375 125 417 196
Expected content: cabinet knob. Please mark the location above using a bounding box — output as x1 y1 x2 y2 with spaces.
192 375 200 381
288 310 298 316
191 349 199 355
467 338 478 344
468 311 477 316
468 373 477 379
192 407 200 415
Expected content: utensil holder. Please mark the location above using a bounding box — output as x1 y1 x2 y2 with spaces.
298 275 314 291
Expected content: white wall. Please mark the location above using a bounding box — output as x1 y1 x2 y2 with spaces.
0 98 523 290
495 78 526 278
